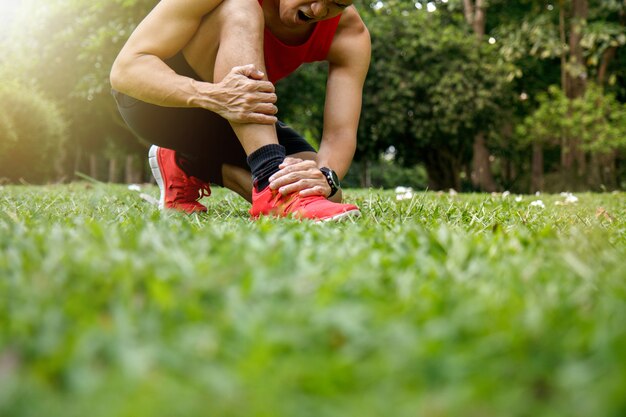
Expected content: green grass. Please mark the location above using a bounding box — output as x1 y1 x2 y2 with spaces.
1 183 625 417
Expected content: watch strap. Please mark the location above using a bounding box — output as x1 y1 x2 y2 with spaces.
320 167 340 198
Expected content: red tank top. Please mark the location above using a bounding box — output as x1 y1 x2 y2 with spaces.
259 0 341 83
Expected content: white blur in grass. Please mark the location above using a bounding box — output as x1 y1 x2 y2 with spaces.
555 192 579 205
395 186 414 201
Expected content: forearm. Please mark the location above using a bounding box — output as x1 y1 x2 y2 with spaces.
317 8 369 182
111 50 276 124
316 133 357 180
111 53 214 108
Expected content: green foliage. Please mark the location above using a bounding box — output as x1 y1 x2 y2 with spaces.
0 185 625 416
517 84 626 154
2 0 154 170
583 21 626 67
343 159 429 189
495 0 626 86
356 3 514 189
275 62 329 144
497 14 564 64
5 0 153 101
0 79 68 183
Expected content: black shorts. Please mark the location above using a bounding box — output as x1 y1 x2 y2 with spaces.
112 52 315 186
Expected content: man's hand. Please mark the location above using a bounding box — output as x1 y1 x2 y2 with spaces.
211 64 278 124
269 157 331 197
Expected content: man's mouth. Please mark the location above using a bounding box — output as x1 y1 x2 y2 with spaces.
298 10 314 22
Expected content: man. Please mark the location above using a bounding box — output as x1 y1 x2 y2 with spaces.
110 0 370 220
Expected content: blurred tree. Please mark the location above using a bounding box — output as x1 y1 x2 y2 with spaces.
494 0 626 190
0 78 68 183
1 0 155 182
517 84 626 190
355 0 512 190
1 0 623 190
274 62 329 148
460 0 498 192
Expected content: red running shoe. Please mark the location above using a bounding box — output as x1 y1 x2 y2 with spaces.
250 185 360 221
148 145 211 214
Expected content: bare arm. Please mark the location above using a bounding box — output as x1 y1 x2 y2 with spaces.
317 7 371 179
110 0 277 124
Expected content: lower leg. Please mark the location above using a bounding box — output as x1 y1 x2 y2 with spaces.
212 0 284 190
222 164 253 202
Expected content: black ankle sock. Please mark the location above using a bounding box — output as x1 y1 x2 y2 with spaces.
176 152 209 181
247 144 286 191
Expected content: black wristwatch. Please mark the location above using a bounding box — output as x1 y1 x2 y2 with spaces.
319 167 340 198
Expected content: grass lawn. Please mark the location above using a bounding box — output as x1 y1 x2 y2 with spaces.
1 183 625 417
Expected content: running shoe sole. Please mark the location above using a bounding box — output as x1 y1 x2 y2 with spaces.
321 208 361 222
148 145 165 210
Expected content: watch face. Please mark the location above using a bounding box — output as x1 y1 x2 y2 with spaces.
321 168 339 188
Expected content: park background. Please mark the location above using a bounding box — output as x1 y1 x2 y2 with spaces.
1 2 625 416
1 0 625 192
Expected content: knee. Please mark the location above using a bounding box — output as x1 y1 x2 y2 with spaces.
218 0 264 33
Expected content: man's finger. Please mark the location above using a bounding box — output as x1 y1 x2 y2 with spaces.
253 103 278 115
270 166 310 183
278 157 303 169
255 82 276 93
232 64 265 80
244 113 278 124
277 179 310 195
299 186 327 197
277 159 316 172
279 181 327 197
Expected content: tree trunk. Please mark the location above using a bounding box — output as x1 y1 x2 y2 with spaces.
73 145 82 181
108 157 120 183
463 0 497 192
89 154 99 180
575 143 587 177
559 0 573 179
53 145 67 183
424 149 461 191
559 0 568 93
566 0 588 100
531 142 544 193
598 2 625 87
570 0 588 180
360 160 372 188
462 0 474 25
598 46 617 86
588 153 602 190
125 154 140 184
596 6 623 190
471 132 497 192
559 0 588 184
500 122 514 187
561 133 574 173
473 0 486 38
601 150 618 190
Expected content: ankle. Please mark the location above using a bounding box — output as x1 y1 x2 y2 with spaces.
247 144 286 191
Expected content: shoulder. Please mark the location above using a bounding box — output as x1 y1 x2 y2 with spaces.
327 7 371 67
336 6 369 38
